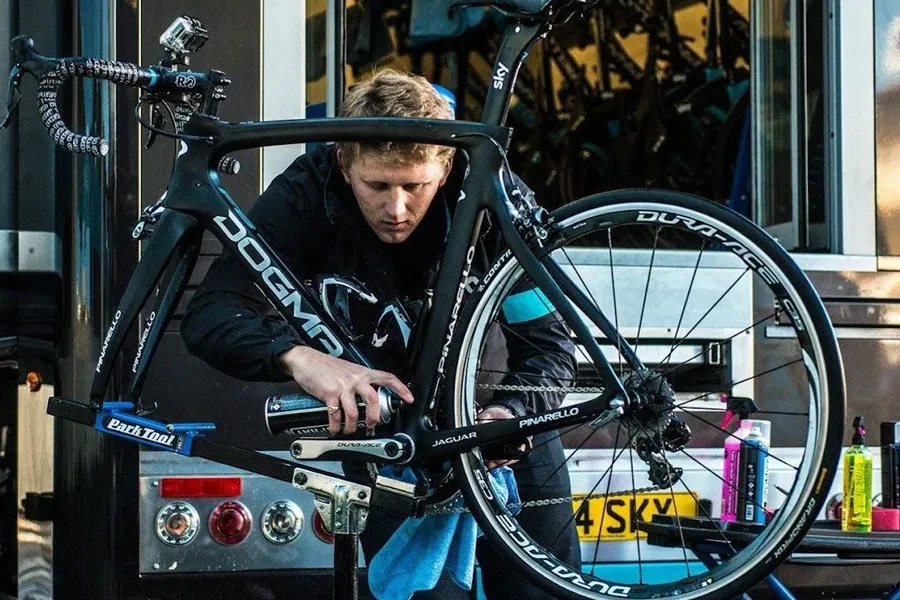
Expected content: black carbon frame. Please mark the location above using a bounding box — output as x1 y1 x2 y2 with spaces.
67 7 639 489
87 113 631 453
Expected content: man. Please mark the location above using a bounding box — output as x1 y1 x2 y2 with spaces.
181 69 580 598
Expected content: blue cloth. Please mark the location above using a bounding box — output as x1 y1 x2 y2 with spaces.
367 466 520 600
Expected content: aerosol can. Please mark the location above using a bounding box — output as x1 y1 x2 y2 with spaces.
264 387 400 437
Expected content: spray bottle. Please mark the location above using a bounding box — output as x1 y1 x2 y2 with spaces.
881 422 900 509
842 416 873 532
735 421 771 523
720 396 758 522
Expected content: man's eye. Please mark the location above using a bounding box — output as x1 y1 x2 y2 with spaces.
403 183 424 192
368 182 389 191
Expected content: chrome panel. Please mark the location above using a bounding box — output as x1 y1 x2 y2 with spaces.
18 383 54 599
767 325 900 340
0 230 62 275
139 452 362 573
261 0 306 189
837 0 877 256
806 269 900 299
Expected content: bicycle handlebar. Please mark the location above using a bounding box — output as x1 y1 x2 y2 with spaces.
11 35 157 156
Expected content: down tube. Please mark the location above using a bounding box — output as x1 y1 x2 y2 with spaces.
493 208 629 396
202 186 371 368
126 233 203 400
89 209 200 403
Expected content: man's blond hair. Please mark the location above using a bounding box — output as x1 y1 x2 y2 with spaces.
336 69 455 169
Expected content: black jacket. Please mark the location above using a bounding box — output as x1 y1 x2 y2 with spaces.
180 145 576 416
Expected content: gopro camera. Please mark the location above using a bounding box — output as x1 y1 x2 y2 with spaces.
159 15 208 56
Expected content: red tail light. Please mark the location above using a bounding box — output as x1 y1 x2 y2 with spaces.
208 501 252 545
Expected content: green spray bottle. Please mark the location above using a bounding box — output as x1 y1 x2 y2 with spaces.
842 416 873 532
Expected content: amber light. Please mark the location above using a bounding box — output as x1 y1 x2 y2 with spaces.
156 501 200 546
208 501 252 545
160 477 242 498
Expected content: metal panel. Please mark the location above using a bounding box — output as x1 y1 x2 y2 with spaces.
139 453 358 573
836 0 877 256
262 0 306 189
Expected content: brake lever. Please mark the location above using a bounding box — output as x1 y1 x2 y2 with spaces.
143 101 167 150
0 67 24 130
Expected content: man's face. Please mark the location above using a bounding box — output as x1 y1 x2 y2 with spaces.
339 152 449 244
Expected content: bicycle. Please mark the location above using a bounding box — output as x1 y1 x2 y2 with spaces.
3 1 845 598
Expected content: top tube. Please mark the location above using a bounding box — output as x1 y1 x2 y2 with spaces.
187 116 514 156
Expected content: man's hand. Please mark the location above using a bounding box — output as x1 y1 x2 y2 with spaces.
477 405 528 470
280 346 413 435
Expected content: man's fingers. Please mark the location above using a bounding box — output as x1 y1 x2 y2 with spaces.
324 396 342 435
357 386 381 429
340 392 359 435
369 371 414 404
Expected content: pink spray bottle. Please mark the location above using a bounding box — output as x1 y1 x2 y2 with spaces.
720 396 759 522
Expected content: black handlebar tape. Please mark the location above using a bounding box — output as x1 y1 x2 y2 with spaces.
12 36 155 156
37 59 155 156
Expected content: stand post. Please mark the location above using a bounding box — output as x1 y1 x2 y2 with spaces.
333 533 360 600
292 469 372 600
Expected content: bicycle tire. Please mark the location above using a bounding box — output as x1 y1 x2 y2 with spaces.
446 189 844 599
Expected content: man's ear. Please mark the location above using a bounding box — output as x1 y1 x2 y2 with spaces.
336 149 351 183
440 156 454 187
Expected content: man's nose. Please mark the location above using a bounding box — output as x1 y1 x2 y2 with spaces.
385 188 409 219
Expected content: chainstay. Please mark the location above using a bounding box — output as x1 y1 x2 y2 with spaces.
427 382 626 515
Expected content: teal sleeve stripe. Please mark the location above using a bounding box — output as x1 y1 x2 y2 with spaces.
501 288 553 324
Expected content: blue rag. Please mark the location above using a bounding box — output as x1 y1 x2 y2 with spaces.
367 466 520 600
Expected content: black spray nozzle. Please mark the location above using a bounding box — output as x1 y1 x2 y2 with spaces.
720 395 759 429
852 416 867 444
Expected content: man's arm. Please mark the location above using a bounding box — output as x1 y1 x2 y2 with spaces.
180 160 414 434
492 280 578 416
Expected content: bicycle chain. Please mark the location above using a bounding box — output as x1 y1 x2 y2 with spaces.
426 382 655 515
425 484 663 515
475 383 604 394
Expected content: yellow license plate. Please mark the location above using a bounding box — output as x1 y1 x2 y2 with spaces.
572 492 699 541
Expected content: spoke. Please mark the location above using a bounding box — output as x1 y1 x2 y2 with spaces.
633 226 661 359
533 424 600 486
627 423 645 583
558 243 620 381
663 240 707 372
632 419 765 551
659 311 777 379
655 268 750 367
482 424 584 473
674 358 805 409
590 421 627 573
606 228 625 378
677 408 799 473
650 419 694 576
496 304 598 377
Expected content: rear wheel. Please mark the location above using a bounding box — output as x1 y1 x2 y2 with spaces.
447 189 844 599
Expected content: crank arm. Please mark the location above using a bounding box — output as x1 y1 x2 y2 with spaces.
288 434 413 462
